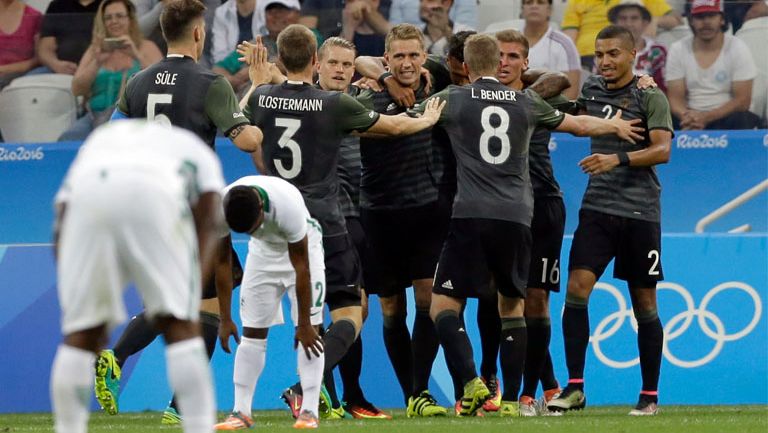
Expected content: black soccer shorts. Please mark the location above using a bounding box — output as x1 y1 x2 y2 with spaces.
528 197 566 292
323 233 362 310
569 208 663 288
433 218 532 299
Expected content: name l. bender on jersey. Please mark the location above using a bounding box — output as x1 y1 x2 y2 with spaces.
470 87 517 102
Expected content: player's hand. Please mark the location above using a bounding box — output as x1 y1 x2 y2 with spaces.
420 66 433 95
384 75 416 107
245 37 272 87
418 96 446 125
578 153 619 175
218 318 240 354
636 74 657 89
294 324 323 360
609 109 644 144
353 76 382 91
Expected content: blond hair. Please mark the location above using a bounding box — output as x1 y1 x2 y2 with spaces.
93 0 143 48
318 37 356 60
495 29 529 58
385 24 425 52
464 34 501 77
277 24 317 73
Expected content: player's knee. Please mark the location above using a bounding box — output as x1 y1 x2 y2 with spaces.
566 277 591 298
158 318 199 344
379 294 406 317
498 295 525 318
413 282 433 310
524 289 549 317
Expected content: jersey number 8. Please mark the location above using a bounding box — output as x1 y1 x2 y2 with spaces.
479 106 511 164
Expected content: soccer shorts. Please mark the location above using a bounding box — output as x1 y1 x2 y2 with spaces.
433 218 532 299
361 199 450 297
323 233 362 310
528 197 566 292
57 170 201 335
569 208 664 287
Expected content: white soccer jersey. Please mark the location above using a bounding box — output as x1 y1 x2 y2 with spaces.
223 176 324 272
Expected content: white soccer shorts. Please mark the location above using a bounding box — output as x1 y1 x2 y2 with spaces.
57 170 201 335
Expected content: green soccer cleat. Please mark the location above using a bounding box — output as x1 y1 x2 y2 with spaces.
547 385 586 412
407 390 448 417
499 400 521 417
457 377 490 417
94 349 121 415
323 405 352 420
161 406 182 424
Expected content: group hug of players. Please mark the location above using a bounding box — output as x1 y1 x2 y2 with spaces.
90 2 673 428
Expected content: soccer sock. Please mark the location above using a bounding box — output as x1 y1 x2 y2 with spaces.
477 297 501 380
522 317 551 398
563 294 590 390
434 310 477 386
382 314 414 403
636 308 663 403
323 319 357 371
166 337 215 433
323 369 341 408
51 344 95 433
447 309 465 401
232 337 267 415
540 351 559 392
499 317 527 401
112 312 160 368
338 336 365 404
170 312 220 411
411 307 440 394
298 348 325 417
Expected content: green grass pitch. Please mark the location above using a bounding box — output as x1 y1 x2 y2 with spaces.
2 406 766 432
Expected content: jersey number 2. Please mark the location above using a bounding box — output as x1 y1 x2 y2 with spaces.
274 118 302 179
479 106 511 164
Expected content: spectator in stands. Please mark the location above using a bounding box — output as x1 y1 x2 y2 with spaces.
0 0 42 88
341 0 391 56
213 0 318 93
685 0 768 32
666 0 763 129
37 0 104 74
131 0 220 64
416 0 474 56
59 0 162 140
211 0 265 64
301 0 391 41
389 0 476 29
561 0 681 70
522 0 581 98
609 0 668 92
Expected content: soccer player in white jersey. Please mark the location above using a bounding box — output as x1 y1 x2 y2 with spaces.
214 175 325 430
50 120 226 433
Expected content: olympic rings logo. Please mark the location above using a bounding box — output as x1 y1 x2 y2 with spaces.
588 281 763 369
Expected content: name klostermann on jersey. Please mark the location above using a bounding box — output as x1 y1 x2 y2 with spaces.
471 88 517 102
257 95 324 111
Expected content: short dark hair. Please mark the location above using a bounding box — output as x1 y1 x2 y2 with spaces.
223 186 263 233
160 0 206 44
596 24 635 49
277 24 317 72
447 30 477 62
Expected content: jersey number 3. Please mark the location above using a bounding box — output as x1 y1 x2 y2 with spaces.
274 118 302 179
479 106 511 164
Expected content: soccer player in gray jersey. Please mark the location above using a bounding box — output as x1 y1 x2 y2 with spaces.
421 33 645 417
95 0 263 423
548 25 672 417
238 24 445 421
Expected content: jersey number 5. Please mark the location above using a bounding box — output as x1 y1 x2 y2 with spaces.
274 118 302 179
479 106 511 164
147 93 173 126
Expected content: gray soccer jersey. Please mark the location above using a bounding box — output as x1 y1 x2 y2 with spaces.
529 95 576 199
427 78 565 226
577 76 673 222
245 81 380 237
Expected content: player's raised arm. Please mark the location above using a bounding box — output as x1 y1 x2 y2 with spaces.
361 97 446 137
214 234 240 353
523 69 572 99
287 237 324 360
556 109 645 143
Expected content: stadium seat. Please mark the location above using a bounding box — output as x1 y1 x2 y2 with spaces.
24 0 52 14
484 19 526 33
0 74 77 143
735 17 768 120
656 22 692 47
478 0 522 32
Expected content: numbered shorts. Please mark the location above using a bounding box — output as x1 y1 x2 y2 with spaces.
323 233 362 310
528 197 566 292
569 208 663 287
433 218 532 299
361 199 450 297
57 170 201 335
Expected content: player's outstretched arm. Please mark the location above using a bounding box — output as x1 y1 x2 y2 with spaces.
361 97 446 137
192 192 224 296
524 69 571 99
579 129 671 175
215 235 240 353
288 237 323 359
557 109 645 143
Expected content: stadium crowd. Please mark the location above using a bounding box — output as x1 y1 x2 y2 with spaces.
18 0 765 432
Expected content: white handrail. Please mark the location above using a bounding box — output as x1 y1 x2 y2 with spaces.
695 179 768 233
